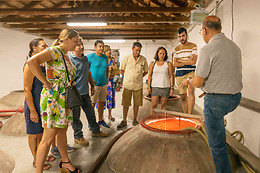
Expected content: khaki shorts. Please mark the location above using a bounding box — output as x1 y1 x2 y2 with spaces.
91 85 107 103
122 88 143 107
176 71 195 94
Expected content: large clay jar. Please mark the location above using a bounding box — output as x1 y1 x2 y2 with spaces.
107 114 215 173
0 112 26 136
0 149 15 173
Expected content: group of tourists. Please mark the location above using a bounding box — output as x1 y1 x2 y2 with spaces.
23 15 242 173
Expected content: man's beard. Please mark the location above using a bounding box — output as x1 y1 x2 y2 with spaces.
181 39 187 44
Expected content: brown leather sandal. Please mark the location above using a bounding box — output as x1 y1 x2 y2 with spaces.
46 155 56 162
108 116 115 121
59 161 80 173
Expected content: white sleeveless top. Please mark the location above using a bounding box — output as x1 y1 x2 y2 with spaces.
151 61 170 88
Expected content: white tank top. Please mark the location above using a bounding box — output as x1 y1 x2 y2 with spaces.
151 61 170 88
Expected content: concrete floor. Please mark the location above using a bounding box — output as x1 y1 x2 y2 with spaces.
0 86 199 173
0 87 246 173
0 89 129 173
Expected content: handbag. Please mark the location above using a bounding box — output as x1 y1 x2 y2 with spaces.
58 48 83 109
66 84 83 109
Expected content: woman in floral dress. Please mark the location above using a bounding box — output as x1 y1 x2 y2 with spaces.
104 45 116 121
27 29 80 173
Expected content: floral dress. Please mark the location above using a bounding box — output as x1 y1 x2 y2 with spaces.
106 58 115 109
40 46 76 128
96 58 116 110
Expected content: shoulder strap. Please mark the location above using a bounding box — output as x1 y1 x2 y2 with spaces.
151 60 156 75
55 47 71 83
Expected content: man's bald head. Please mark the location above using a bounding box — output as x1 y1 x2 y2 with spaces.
203 15 222 31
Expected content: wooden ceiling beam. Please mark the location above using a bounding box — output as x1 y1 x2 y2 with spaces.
86 37 175 40
134 0 149 7
24 29 178 34
0 7 193 15
52 1 68 8
3 0 108 1
0 0 202 40
41 33 175 36
40 34 176 39
1 1 18 8
52 36 175 40
0 16 189 23
3 23 186 30
168 0 187 7
150 0 166 7
20 1 42 9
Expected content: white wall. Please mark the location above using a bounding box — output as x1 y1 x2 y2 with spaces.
0 26 53 98
83 40 174 63
186 0 260 157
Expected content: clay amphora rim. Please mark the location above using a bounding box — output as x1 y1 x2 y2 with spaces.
140 114 202 134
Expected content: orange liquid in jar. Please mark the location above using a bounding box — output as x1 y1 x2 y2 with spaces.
147 118 197 131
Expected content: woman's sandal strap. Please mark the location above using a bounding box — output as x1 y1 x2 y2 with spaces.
60 161 79 172
62 160 71 164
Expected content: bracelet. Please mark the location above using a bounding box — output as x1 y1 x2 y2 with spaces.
91 85 94 88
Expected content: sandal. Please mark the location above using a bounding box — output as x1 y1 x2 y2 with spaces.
33 161 52 170
59 161 80 173
108 116 115 121
117 120 127 129
46 155 56 162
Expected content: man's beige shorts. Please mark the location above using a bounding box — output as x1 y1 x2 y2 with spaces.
176 71 195 94
122 88 143 107
91 85 107 103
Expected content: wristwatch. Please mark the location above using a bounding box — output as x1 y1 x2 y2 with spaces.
187 78 190 84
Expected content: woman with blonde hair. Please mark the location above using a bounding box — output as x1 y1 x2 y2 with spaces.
27 29 80 173
148 47 174 114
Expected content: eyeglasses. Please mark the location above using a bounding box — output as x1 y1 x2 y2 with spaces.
199 27 205 35
199 29 203 35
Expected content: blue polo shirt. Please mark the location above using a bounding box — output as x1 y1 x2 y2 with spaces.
87 52 108 86
69 52 90 95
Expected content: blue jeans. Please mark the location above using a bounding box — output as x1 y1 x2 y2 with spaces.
72 94 100 139
204 92 241 173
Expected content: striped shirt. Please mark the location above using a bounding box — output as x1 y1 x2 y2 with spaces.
173 41 197 77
